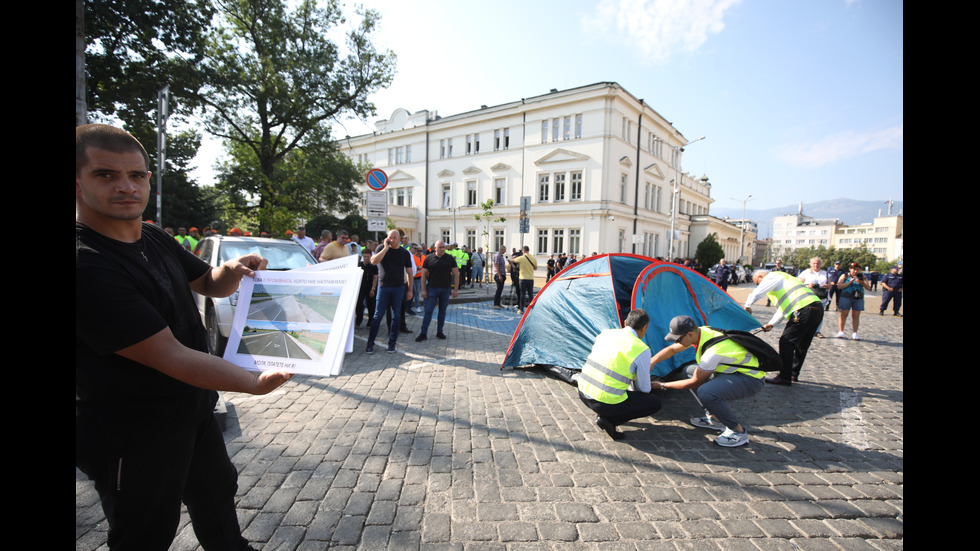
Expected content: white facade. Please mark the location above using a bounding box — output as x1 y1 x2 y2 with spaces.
340 82 724 269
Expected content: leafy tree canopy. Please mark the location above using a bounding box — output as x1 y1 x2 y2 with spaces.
196 0 396 232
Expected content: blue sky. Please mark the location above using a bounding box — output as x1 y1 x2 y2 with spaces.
197 0 903 212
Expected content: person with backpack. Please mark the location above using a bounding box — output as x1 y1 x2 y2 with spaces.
744 269 824 386
650 315 767 447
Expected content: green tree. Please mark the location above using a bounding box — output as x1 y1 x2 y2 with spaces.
694 234 724 269
196 0 396 232
81 0 220 229
81 0 213 126
474 199 506 253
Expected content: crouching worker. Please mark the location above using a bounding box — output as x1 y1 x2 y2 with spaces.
577 309 662 440
650 315 765 447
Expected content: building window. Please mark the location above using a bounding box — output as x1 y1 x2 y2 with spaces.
552 229 564 254
442 229 451 243
552 118 559 142
447 138 454 158
620 173 628 203
474 133 480 153
569 228 581 255
466 229 477 250
575 114 582 139
618 229 626 253
440 139 446 159
467 180 477 206
541 120 548 143
405 144 412 163
494 178 505 205
554 173 566 201
563 116 571 140
494 229 505 251
537 229 549 253
570 171 582 201
466 134 472 155
494 128 510 150
538 174 550 202
442 184 452 209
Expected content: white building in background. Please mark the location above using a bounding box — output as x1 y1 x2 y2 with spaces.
340 82 739 267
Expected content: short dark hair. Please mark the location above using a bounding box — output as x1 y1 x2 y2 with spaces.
76 124 150 176
624 309 650 331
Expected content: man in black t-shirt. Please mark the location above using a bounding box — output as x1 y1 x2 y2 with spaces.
366 228 414 354
415 240 459 341
76 124 291 551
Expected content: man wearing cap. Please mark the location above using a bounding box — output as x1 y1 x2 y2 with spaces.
649 316 766 447
879 266 903 316
576 309 661 440
744 269 823 385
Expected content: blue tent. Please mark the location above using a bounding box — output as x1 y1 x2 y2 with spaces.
502 254 760 380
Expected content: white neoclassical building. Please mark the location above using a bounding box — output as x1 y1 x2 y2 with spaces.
340 82 745 268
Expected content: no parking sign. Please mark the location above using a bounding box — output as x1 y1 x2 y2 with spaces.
366 168 388 191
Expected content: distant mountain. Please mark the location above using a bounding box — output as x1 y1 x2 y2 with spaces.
710 198 904 239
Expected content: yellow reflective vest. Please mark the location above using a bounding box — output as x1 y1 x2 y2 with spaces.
695 327 765 379
766 271 821 319
577 328 649 404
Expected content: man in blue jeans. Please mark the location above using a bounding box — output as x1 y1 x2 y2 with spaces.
366 229 415 354
415 240 459 341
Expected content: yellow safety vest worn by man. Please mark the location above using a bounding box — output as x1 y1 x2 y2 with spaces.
576 309 661 440
743 270 824 386
650 316 766 447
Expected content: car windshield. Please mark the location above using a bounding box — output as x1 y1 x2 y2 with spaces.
218 241 314 270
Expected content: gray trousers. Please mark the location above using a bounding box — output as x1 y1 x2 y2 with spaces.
686 365 765 431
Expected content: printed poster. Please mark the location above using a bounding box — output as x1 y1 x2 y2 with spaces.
223 268 362 376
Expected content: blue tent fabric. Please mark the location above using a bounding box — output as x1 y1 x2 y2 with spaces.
502 254 760 380
633 263 761 377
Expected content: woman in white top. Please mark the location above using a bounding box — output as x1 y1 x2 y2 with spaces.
798 257 831 338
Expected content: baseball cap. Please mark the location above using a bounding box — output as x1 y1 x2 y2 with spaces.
665 315 697 342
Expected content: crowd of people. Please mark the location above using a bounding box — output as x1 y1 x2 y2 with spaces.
78 123 904 550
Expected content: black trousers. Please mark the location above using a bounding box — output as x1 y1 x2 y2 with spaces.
779 305 823 379
78 414 248 551
579 390 662 427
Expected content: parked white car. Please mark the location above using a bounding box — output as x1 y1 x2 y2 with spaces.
193 235 317 355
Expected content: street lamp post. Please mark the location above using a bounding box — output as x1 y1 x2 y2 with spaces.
668 136 704 260
731 194 753 265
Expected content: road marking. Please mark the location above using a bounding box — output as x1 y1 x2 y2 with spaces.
840 390 869 450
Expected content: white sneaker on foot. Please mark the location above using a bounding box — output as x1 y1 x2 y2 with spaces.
715 428 749 447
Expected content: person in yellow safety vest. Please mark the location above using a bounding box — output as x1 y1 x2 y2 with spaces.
650 315 766 448
577 309 662 440
743 269 823 386
174 226 197 251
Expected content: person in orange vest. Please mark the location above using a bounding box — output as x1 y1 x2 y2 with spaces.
409 243 425 314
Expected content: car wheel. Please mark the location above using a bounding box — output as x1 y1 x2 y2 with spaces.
206 304 228 356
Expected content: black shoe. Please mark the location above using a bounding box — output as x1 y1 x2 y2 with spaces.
415 334 427 342
436 332 447 340
365 344 375 355
595 416 624 440
400 326 413 333
765 376 792 386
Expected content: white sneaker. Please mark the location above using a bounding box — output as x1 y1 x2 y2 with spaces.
836 331 845 338
715 428 749 447
690 416 726 431
852 333 861 340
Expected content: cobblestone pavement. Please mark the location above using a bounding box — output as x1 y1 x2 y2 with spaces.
76 283 903 550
